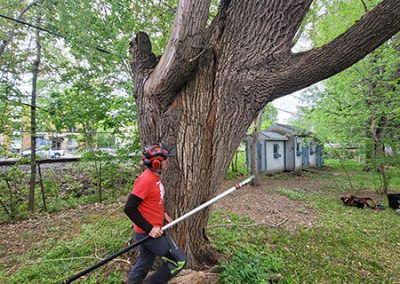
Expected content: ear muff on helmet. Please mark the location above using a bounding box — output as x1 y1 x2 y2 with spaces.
142 156 163 170
151 158 162 170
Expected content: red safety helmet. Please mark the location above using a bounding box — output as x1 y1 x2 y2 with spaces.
142 143 176 170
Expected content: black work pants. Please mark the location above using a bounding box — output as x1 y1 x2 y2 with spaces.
127 232 185 284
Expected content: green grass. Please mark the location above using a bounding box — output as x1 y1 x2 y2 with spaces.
1 214 131 284
324 159 400 193
209 160 400 283
209 201 399 283
268 195 399 283
2 159 399 283
275 187 307 201
207 212 285 284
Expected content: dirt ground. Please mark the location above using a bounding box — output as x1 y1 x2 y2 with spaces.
214 173 325 231
1 169 376 282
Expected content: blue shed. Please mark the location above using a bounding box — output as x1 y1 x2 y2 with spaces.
246 131 288 173
266 123 324 172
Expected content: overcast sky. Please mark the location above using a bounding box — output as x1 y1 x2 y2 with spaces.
271 20 322 125
272 92 303 124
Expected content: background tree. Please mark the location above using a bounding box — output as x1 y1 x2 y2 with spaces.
28 2 42 212
261 103 278 130
249 103 277 185
296 0 400 194
250 109 263 186
130 0 400 267
1 0 179 215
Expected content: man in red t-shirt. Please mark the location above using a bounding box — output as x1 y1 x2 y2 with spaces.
124 143 185 284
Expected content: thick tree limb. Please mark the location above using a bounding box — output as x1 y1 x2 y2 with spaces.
144 0 211 106
213 0 313 69
252 0 400 101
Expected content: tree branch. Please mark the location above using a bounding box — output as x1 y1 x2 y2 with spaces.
0 1 37 57
360 0 369 12
287 0 400 95
246 0 400 103
143 0 212 105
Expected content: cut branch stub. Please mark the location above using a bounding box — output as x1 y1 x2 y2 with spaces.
129 32 158 74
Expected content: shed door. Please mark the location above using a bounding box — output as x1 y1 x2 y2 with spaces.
246 140 263 173
302 144 309 166
316 145 323 167
257 142 262 172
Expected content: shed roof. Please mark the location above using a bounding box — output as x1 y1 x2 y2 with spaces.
260 131 288 141
266 123 312 136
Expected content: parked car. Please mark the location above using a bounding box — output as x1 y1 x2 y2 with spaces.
48 149 65 158
21 149 65 159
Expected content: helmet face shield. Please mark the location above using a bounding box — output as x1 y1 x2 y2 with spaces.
142 143 176 160
160 143 176 157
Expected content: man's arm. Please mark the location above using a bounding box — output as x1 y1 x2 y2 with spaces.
124 194 153 233
164 212 173 223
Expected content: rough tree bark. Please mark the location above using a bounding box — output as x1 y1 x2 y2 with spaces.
130 0 400 267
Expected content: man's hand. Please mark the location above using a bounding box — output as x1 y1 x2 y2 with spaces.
149 226 163 238
164 212 173 223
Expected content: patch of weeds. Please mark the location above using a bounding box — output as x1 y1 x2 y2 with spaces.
46 198 79 213
5 216 131 284
45 193 103 214
79 193 101 204
225 149 249 180
208 211 284 283
275 187 307 201
207 211 267 254
324 159 400 192
219 243 284 284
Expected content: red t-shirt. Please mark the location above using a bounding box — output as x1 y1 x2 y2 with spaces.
131 169 165 233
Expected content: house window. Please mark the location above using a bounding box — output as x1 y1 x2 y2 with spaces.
273 144 281 159
36 136 48 147
296 142 302 156
52 138 63 150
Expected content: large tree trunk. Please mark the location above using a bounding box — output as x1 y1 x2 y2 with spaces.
130 0 400 268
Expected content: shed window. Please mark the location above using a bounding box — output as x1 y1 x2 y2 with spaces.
296 142 302 156
310 142 315 155
273 144 281 159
